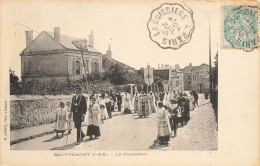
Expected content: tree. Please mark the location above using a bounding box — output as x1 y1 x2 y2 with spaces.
211 51 218 124
106 64 126 85
212 52 218 89
10 69 21 95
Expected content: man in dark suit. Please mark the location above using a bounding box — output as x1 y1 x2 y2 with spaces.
116 92 122 112
71 85 87 145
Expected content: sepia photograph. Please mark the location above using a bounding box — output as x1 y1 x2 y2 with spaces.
0 0 259 165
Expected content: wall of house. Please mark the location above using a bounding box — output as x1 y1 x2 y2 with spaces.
184 73 192 91
191 64 209 92
22 53 68 83
67 53 102 80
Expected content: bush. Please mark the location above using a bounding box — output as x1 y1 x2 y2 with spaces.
10 69 21 95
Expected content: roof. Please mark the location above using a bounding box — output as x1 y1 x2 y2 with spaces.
46 32 101 53
192 63 209 72
21 31 101 54
102 55 135 70
182 65 198 73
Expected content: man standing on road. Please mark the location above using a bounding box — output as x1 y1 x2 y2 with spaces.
71 85 87 145
116 92 122 112
193 91 199 108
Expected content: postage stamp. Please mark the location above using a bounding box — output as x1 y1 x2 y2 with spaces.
147 3 195 50
222 6 258 50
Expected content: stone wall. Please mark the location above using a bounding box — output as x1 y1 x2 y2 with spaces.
10 96 72 130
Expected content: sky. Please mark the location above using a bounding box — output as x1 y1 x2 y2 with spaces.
2 0 220 78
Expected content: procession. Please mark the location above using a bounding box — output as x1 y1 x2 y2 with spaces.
9 26 218 151
54 84 201 146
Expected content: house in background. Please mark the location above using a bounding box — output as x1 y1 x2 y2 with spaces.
191 63 210 93
102 46 135 73
182 63 197 91
169 64 184 93
20 27 103 83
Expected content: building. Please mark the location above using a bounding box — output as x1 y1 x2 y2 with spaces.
20 28 103 83
182 63 197 91
191 63 210 93
183 63 210 92
102 46 135 73
169 65 184 92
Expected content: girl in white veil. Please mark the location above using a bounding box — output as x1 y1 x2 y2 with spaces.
123 92 131 114
99 93 109 121
163 91 170 106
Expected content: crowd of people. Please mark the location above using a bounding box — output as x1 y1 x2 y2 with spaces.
53 85 201 146
155 90 199 145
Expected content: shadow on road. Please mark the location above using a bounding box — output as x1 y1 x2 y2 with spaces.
148 140 169 149
51 142 77 150
82 137 99 143
43 135 63 142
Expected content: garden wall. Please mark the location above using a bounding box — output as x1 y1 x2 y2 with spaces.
10 95 72 130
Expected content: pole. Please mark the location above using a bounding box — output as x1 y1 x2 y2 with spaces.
80 45 90 95
209 16 212 102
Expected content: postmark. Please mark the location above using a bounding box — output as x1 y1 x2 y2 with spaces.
147 3 195 50
223 6 258 51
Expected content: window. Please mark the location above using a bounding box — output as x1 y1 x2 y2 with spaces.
188 81 191 84
188 75 191 80
93 62 99 72
76 61 80 75
85 60 89 72
176 80 180 86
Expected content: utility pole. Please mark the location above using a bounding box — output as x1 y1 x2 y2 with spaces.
80 44 90 95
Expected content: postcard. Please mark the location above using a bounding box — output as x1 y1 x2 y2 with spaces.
0 0 259 165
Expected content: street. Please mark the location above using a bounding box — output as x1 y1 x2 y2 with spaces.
11 96 217 150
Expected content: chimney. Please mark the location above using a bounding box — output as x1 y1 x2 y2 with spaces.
54 27 60 42
106 45 112 58
25 30 33 47
189 63 192 67
158 64 160 68
89 30 94 48
175 64 180 72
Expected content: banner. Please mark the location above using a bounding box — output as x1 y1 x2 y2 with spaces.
144 67 154 86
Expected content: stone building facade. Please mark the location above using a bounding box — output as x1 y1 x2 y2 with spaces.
20 28 103 83
183 63 210 92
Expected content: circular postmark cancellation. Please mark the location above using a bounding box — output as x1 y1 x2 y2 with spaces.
223 6 258 51
147 3 195 50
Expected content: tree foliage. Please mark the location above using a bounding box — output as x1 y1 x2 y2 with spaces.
10 69 21 95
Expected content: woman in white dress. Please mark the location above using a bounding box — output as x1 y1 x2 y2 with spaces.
163 91 170 107
132 91 139 113
123 92 132 114
149 91 157 113
99 93 109 120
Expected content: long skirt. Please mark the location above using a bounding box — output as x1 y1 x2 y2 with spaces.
157 135 170 143
134 100 138 112
86 125 101 137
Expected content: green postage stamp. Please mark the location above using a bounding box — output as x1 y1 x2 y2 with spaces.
223 6 258 50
